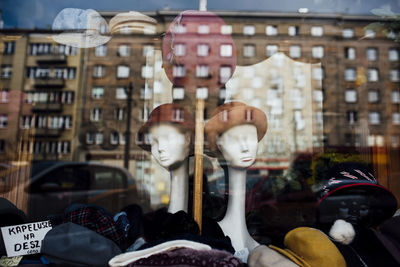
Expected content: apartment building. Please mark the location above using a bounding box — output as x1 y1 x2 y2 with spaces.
0 30 84 163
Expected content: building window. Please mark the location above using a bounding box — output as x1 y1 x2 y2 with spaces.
243 25 255 35
86 132 94 144
347 111 358 124
115 108 125 120
0 90 9 103
312 46 324 58
220 66 232 84
92 87 104 99
367 68 379 82
345 68 356 81
288 26 299 36
96 132 103 144
93 65 105 78
289 45 301 58
174 43 186 56
141 66 153 79
266 45 278 56
140 107 149 121
389 48 399 61
266 25 278 36
172 87 185 100
90 108 102 121
392 91 400 103
20 115 34 129
345 47 356 60
61 91 74 104
365 29 376 38
173 65 185 77
143 45 154 57
140 87 152 100
220 44 233 57
345 89 357 103
174 24 186 34
221 25 232 35
311 26 323 36
119 133 126 145
312 67 324 80
95 45 107 57
116 87 127 99
110 132 119 145
1 65 12 78
196 65 209 78
29 43 52 55
198 25 210 34
390 70 400 82
368 90 379 103
197 44 209 57
343 28 354 38
369 112 381 125
117 65 130 78
117 44 130 57
196 87 208 99
0 115 8 128
243 44 255 57
366 48 378 61
393 113 400 125
3 42 15 55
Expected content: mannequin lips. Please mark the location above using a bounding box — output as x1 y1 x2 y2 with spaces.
240 157 254 162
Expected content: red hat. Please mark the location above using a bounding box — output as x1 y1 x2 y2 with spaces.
136 103 195 151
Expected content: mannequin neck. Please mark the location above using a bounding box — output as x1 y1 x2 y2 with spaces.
218 166 259 253
224 167 247 222
168 158 189 213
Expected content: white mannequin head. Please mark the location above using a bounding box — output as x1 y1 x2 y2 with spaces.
149 123 191 170
217 124 258 169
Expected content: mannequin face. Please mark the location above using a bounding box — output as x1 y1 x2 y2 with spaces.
149 123 190 169
217 124 258 169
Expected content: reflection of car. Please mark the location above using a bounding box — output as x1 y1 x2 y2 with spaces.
9 162 150 221
245 171 317 245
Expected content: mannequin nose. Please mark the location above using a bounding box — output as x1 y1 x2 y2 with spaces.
158 139 167 152
239 137 249 152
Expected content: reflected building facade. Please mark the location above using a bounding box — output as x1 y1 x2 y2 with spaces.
1 10 400 204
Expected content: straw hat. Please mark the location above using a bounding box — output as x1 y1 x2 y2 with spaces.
109 11 157 35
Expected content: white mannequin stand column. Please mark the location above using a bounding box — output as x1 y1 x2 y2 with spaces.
149 123 190 214
216 124 260 257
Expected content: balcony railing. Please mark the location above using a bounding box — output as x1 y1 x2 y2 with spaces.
31 103 63 112
36 55 66 65
34 78 65 88
30 128 62 137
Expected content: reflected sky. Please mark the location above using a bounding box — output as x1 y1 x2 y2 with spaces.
1 0 400 28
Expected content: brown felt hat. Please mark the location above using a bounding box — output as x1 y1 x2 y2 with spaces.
136 103 195 151
204 102 267 156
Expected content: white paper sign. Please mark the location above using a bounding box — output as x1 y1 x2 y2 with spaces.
1 221 52 257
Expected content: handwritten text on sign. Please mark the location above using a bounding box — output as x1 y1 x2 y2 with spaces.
1 221 52 257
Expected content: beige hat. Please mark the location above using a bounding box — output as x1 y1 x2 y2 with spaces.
248 245 300 267
109 11 157 35
204 102 267 156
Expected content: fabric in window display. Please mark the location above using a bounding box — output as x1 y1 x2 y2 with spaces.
126 247 243 267
62 204 127 249
108 240 211 267
41 222 121 266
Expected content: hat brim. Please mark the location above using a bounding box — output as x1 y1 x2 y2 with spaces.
52 32 110 48
269 245 309 267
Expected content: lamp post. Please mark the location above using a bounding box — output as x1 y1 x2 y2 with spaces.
124 82 133 170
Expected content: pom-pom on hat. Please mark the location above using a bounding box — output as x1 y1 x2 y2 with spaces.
204 102 267 157
136 103 195 152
